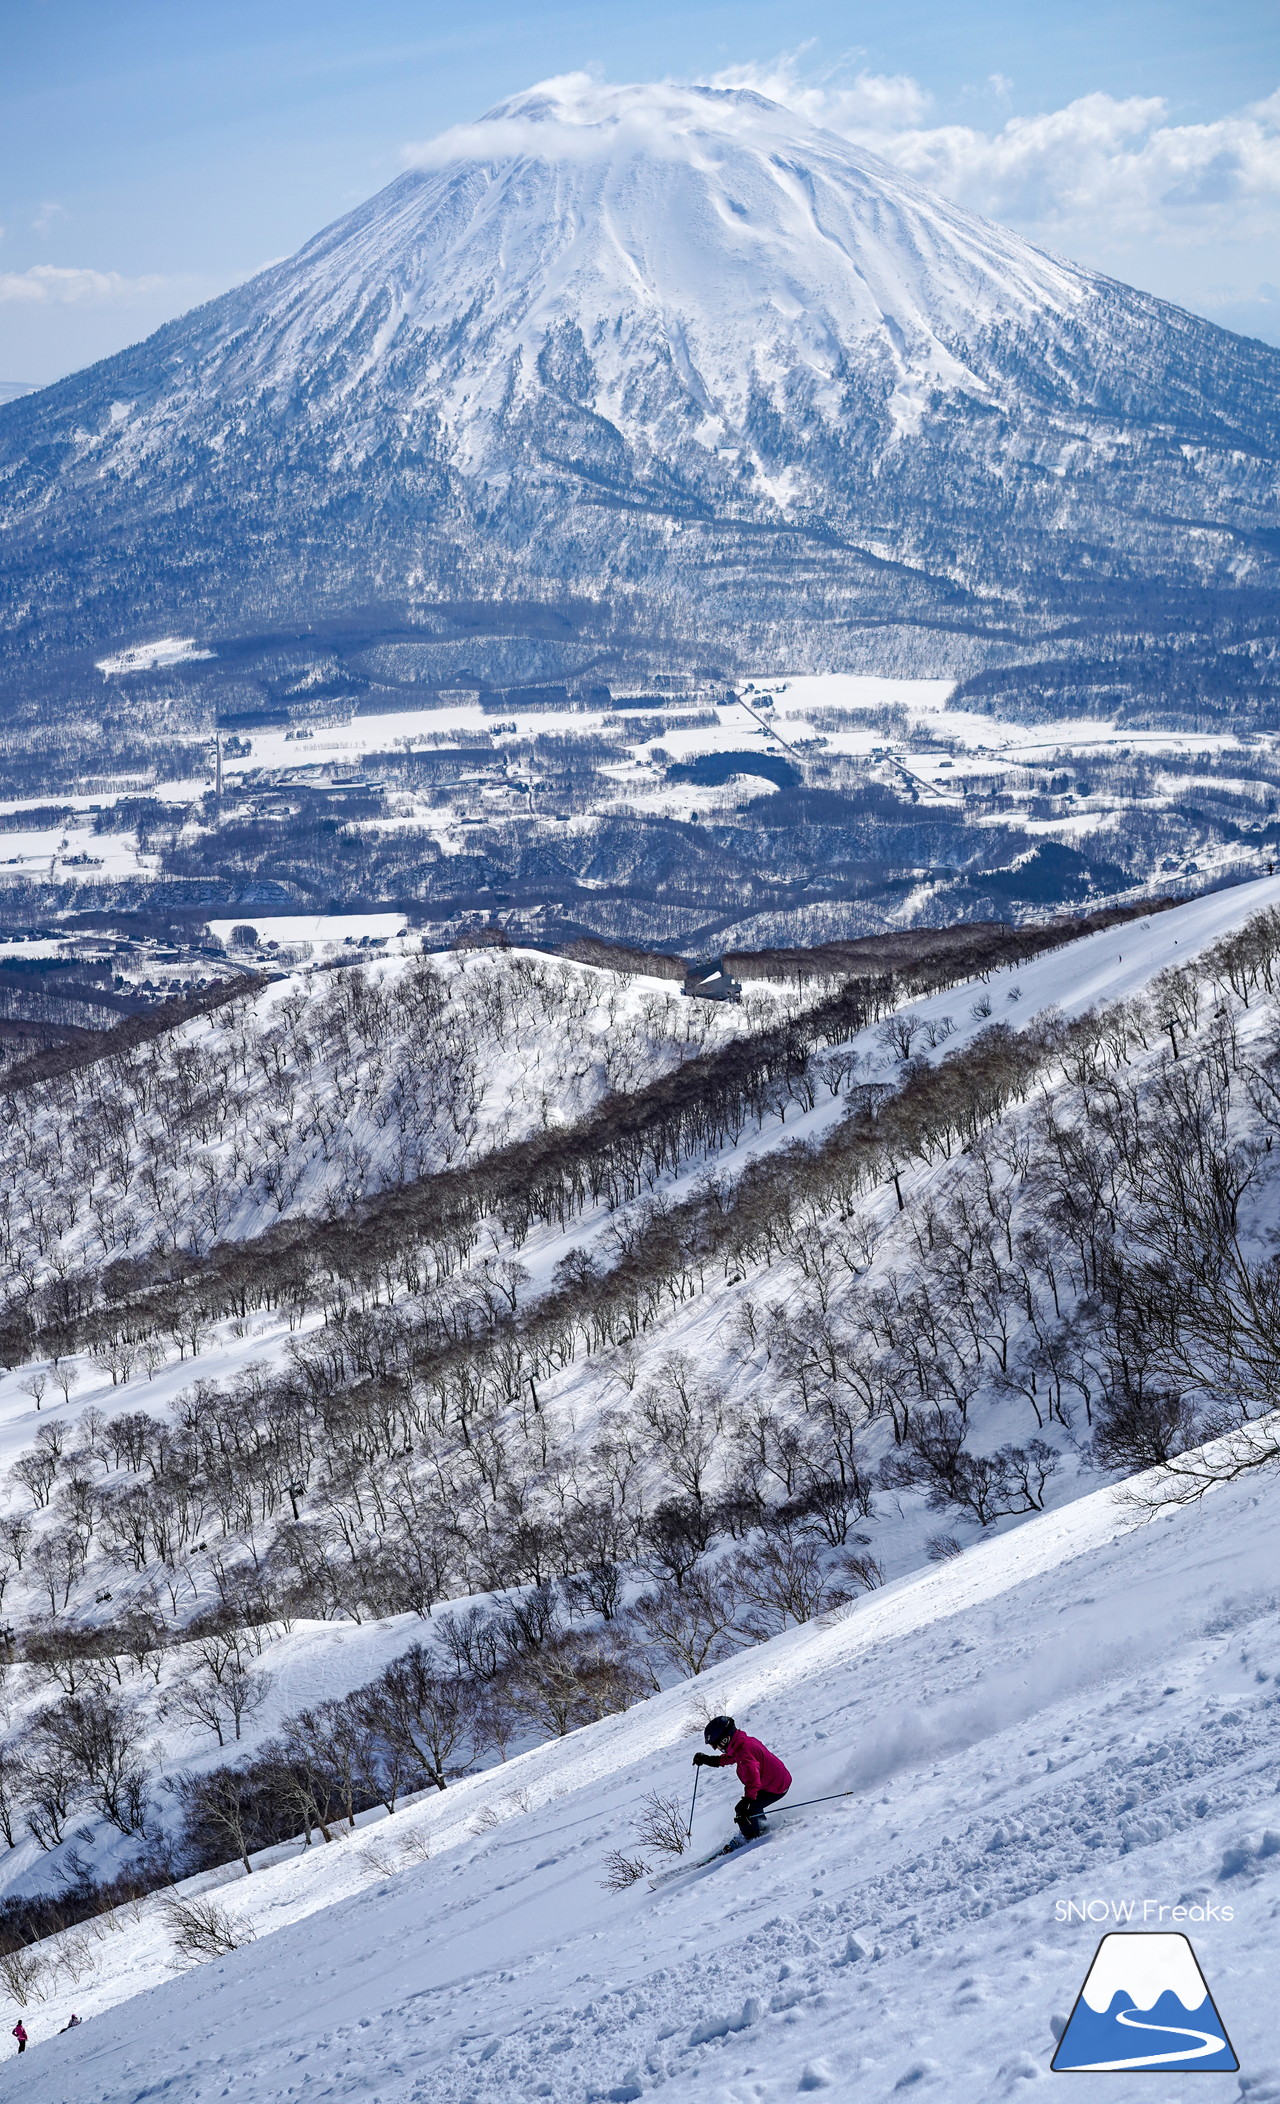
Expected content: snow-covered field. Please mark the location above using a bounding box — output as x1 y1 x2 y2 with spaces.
0 667 1271 930
204 912 409 950
0 818 159 884
199 674 1264 810
7 1446 1278 2099
130 666 1270 915
95 639 215 677
772 674 1251 764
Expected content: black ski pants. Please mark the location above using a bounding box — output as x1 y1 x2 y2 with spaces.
736 1787 786 1838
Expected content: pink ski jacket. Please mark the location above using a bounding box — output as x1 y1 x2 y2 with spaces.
713 1730 791 1797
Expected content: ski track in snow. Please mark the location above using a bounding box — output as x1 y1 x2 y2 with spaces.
6 1457 1280 2100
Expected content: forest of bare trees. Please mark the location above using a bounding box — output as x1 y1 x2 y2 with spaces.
0 899 1277 1952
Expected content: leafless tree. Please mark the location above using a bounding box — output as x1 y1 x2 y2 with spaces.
163 1895 254 1964
27 1692 150 1834
628 1571 741 1677
510 1629 644 1738
49 1358 80 1408
21 1748 77 1850
166 1669 233 1748
0 1515 31 1570
168 1766 259 1876
878 1013 922 1062
30 1526 87 1611
16 1369 47 1411
374 1645 480 1789
601 1848 651 1890
0 1748 27 1848
632 1790 690 1858
726 1525 859 1640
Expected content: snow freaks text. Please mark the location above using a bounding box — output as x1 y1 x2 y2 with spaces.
1055 1900 1234 1924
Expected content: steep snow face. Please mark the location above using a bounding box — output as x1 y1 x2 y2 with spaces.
8 1456 1280 2094
290 76 1086 464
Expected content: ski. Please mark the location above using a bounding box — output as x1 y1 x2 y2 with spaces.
648 1832 774 1890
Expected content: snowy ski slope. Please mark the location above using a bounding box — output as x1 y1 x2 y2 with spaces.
6 1446 1278 2099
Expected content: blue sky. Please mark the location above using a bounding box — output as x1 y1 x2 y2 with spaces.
1 0 1277 382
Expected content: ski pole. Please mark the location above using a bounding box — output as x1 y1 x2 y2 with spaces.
687 1765 701 1840
769 1790 857 1815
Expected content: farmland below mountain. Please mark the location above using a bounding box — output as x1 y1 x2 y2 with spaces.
3 671 1280 980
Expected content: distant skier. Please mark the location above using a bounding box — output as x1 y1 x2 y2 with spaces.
11 2020 26 2053
62 2013 81 2032
693 1716 792 1841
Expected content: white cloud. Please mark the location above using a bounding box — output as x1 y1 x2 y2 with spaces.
404 73 701 169
402 68 931 173
31 201 68 237
879 94 1280 245
712 53 1280 250
712 54 931 134
404 57 1280 264
0 265 182 306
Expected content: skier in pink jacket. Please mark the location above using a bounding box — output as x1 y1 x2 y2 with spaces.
693 1716 792 1839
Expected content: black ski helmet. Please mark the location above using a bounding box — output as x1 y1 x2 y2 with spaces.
704 1716 735 1749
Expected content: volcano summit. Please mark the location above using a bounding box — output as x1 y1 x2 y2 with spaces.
1 74 1279 725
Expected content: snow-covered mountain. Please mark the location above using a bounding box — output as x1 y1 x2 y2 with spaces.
1 75 1279 722
311 76 1083 473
